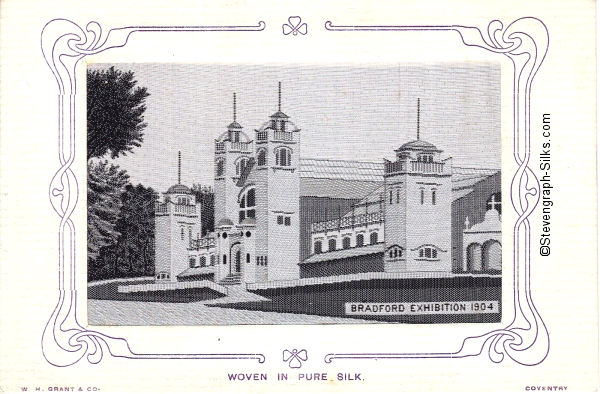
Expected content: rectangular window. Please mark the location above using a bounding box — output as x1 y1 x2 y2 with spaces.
284 216 291 226
239 211 245 222
277 215 283 225
396 189 400 203
432 190 436 205
389 190 393 204
420 189 424 205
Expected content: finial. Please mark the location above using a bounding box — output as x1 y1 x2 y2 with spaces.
178 151 181 184
417 98 420 140
278 81 282 112
233 93 237 122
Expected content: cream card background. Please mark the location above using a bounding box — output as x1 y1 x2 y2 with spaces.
0 0 597 392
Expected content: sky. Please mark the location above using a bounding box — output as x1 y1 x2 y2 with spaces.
89 63 501 193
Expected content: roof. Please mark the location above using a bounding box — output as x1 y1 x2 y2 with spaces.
166 184 192 194
240 217 256 226
227 121 242 129
451 167 499 190
216 218 234 227
270 110 289 119
301 243 385 264
177 265 216 279
395 140 440 152
300 158 384 182
300 178 382 199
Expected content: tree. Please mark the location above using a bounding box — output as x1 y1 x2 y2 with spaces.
112 184 158 277
87 160 130 270
87 66 150 159
192 184 215 236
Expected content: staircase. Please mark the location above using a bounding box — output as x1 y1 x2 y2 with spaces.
219 273 242 286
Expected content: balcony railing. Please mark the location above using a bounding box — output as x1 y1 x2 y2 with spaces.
384 160 407 173
256 131 268 141
410 160 444 173
215 141 225 152
311 211 383 233
273 131 294 141
155 202 196 215
230 141 251 151
190 237 216 250
385 159 445 174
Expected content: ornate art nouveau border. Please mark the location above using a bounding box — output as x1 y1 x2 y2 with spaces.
40 16 549 367
40 18 267 367
323 17 550 366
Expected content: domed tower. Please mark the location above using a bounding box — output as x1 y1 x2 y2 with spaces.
154 152 202 282
214 93 254 228
252 82 301 281
383 99 452 273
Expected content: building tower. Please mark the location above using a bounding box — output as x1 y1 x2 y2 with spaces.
154 151 202 281
252 82 301 281
383 99 453 272
214 93 254 227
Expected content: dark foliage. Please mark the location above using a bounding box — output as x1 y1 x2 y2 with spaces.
87 66 150 159
87 160 130 263
88 183 158 281
192 184 215 236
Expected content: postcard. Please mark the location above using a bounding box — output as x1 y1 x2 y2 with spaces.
0 0 597 392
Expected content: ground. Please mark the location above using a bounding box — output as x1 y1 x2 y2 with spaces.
88 299 380 325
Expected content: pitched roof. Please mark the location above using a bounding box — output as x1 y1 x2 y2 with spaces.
300 158 384 182
301 243 385 264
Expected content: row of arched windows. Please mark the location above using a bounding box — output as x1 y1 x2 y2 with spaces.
215 147 293 177
466 241 502 271
313 232 379 254
189 254 217 268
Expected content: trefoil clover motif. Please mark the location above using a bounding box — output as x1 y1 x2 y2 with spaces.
283 348 308 368
282 16 307 36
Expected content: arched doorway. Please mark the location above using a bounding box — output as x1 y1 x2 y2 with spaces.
483 240 502 271
467 243 482 271
230 243 242 274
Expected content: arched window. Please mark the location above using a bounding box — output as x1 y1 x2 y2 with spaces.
388 246 403 259
418 246 438 259
356 233 364 247
222 254 227 265
180 227 184 240
420 189 425 205
239 188 256 222
246 253 251 264
257 149 267 166
189 257 197 268
486 192 502 214
369 232 378 245
177 196 190 205
210 255 216 266
314 240 322 254
216 159 225 177
342 237 351 249
482 241 502 271
328 238 337 251
235 157 249 176
200 256 206 267
467 243 482 271
432 190 436 205
275 147 292 166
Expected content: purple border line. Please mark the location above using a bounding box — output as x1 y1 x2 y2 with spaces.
323 17 550 366
41 18 266 367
